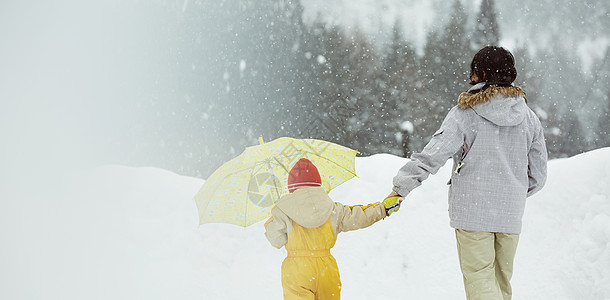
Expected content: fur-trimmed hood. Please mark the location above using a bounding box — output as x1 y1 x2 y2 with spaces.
457 83 528 126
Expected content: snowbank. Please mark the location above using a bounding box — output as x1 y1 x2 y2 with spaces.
1 148 608 299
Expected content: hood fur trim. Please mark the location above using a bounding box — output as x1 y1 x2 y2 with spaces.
458 85 525 109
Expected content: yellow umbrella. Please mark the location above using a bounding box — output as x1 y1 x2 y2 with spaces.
194 137 359 227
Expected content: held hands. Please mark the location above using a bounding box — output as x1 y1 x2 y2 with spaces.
386 190 400 199
382 194 403 217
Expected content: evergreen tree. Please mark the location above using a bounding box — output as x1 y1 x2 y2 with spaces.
265 0 309 137
350 36 393 155
165 0 310 177
295 20 327 138
383 20 420 156
536 45 589 157
334 29 381 152
230 0 308 139
472 0 500 50
596 89 610 148
559 108 587 157
588 46 610 149
512 46 543 109
417 30 445 145
417 0 470 149
543 104 564 157
298 22 352 144
440 0 471 98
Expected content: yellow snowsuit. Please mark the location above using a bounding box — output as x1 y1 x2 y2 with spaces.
265 186 386 299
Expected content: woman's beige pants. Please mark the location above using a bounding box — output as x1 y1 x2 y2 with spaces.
455 229 520 300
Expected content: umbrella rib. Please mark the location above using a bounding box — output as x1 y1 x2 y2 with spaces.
262 157 285 203
244 158 274 227
272 156 290 173
295 149 359 177
197 160 269 226
243 172 250 227
270 157 285 200
208 159 272 190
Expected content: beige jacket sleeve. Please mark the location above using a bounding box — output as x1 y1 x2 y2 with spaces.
331 202 386 235
264 207 293 249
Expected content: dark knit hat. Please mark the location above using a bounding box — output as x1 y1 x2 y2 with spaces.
287 158 322 193
470 46 517 85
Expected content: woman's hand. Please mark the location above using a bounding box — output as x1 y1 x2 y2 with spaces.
385 190 400 199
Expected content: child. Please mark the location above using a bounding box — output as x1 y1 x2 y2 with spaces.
265 158 401 299
387 46 548 300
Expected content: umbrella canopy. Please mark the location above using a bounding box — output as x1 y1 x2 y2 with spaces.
194 137 358 227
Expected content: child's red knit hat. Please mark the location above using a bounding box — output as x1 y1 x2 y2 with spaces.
287 158 322 193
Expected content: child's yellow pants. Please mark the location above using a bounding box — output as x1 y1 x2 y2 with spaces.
281 219 340 299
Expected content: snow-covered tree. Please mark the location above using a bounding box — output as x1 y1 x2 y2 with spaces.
382 20 422 156
472 0 500 50
589 47 610 149
417 0 470 148
297 22 350 143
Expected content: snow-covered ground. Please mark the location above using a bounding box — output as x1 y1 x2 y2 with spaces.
1 148 609 299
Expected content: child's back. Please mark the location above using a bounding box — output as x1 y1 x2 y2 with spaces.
265 158 395 299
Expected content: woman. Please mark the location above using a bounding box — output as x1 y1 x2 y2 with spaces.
387 46 547 300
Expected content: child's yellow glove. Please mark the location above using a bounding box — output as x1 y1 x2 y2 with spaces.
382 196 402 216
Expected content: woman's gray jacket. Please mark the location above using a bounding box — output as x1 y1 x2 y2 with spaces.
393 83 548 234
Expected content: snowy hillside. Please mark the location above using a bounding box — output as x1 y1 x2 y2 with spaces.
1 148 609 299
